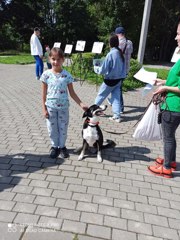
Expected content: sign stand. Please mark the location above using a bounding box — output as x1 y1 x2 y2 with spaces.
71 41 86 85
92 42 104 91
64 44 73 67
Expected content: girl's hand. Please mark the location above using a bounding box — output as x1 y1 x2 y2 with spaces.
80 103 89 111
43 109 49 119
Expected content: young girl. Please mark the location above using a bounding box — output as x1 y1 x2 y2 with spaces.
40 47 88 159
94 34 126 123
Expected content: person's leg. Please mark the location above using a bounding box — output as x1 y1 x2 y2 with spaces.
58 108 69 148
119 79 124 113
39 57 44 76
58 108 69 158
111 84 120 119
162 111 180 169
46 108 59 148
33 55 40 78
95 83 112 106
47 62 52 69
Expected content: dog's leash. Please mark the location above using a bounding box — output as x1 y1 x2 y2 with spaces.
100 93 167 135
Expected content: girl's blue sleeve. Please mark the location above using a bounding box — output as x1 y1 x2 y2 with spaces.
98 53 111 75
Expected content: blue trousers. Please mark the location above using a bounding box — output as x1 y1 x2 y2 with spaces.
33 55 44 77
108 79 124 112
162 111 180 169
95 81 122 118
46 107 69 148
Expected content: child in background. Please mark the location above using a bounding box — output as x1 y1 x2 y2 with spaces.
44 45 52 69
40 47 88 158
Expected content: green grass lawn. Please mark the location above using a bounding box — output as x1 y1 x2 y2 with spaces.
0 53 34 64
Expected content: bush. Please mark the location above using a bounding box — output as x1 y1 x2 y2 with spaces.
68 54 144 91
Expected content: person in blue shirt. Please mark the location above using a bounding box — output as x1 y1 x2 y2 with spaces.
40 47 88 159
94 34 126 123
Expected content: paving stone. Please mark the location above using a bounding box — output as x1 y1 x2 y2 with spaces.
62 220 86 234
76 202 98 213
13 202 37 214
135 203 157 214
112 228 136 240
34 196 56 206
153 225 179 240
57 209 80 221
14 213 39 225
144 213 168 227
81 212 103 225
87 224 111 239
121 209 144 222
52 189 72 199
148 197 170 208
38 216 62 230
98 205 120 217
104 216 127 230
35 205 58 217
72 192 93 202
0 210 17 222
114 199 135 210
128 220 152 235
31 187 53 196
24 227 73 240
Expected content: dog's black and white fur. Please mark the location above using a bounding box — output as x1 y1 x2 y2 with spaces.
78 104 115 162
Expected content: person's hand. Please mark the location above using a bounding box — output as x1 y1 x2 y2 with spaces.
43 109 49 119
153 78 166 86
40 55 43 59
153 86 167 95
80 103 88 111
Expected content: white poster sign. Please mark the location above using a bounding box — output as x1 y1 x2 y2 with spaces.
75 41 86 51
64 44 73 54
53 42 61 48
92 42 104 54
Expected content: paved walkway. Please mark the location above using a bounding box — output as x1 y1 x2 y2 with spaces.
0 63 180 240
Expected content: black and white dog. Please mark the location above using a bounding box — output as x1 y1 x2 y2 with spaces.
78 104 115 162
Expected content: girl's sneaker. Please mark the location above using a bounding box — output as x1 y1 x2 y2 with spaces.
109 116 121 123
50 147 59 159
59 147 69 158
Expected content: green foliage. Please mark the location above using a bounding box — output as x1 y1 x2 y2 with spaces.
123 59 143 91
1 0 180 61
67 53 144 91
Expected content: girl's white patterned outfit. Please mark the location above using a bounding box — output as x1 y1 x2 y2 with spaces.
40 69 73 148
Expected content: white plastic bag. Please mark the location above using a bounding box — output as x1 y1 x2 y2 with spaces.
133 102 162 141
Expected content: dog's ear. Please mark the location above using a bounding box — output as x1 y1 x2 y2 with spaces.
82 111 88 118
82 108 92 118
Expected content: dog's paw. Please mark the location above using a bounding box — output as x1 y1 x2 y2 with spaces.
78 155 84 161
97 156 103 163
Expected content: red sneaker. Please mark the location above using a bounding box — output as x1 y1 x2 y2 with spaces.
155 158 177 171
148 165 173 178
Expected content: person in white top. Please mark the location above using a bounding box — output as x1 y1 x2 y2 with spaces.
30 27 44 80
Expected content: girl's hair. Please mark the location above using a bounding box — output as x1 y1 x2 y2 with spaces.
49 47 64 58
109 34 124 62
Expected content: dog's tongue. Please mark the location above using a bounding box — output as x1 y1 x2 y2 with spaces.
97 111 105 116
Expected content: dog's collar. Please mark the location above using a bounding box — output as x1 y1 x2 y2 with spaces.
86 119 99 126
